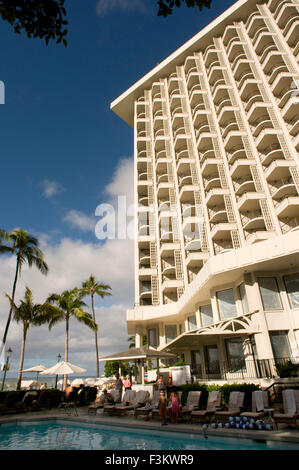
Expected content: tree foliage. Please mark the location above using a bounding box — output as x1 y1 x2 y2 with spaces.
104 361 132 378
157 0 212 17
0 0 68 46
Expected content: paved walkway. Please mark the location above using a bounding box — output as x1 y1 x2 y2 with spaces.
1 406 299 445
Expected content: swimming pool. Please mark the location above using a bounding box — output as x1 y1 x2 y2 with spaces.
0 420 298 450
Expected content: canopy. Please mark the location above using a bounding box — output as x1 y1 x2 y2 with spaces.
40 361 86 376
23 365 47 373
21 380 39 389
71 378 85 386
99 347 176 362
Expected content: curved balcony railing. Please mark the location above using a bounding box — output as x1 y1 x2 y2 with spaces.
283 14 299 36
207 60 221 77
176 148 189 160
245 92 263 112
260 44 278 64
238 72 255 91
252 26 269 46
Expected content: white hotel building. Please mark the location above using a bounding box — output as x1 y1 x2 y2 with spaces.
111 0 299 382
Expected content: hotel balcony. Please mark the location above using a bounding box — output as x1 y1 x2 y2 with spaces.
171 107 188 126
239 78 261 102
240 210 266 232
186 68 202 91
158 199 171 213
223 24 239 46
280 89 299 122
227 145 247 165
259 143 285 167
209 207 228 224
137 149 151 162
157 181 172 199
275 2 298 29
161 259 176 277
212 82 232 103
201 157 223 176
173 128 192 152
160 242 180 257
271 72 295 98
245 231 274 245
227 37 245 61
177 158 195 176
246 100 272 124
168 73 182 94
182 216 200 234
204 172 221 191
197 130 217 152
181 203 196 219
210 223 236 241
185 251 209 270
152 93 165 114
245 92 265 114
160 229 174 243
204 46 220 68
184 234 202 252
161 278 184 294
270 177 298 202
139 267 157 280
255 31 276 55
217 104 238 126
255 128 283 152
284 15 299 47
138 224 150 238
208 64 226 87
230 158 255 179
265 160 296 181
213 239 234 255
215 93 233 115
221 120 239 140
246 12 266 38
250 115 274 138
224 130 247 152
138 196 149 209
140 282 152 304
139 249 151 267
262 49 286 75
193 107 212 129
275 196 299 219
205 188 230 206
237 192 265 211
232 53 250 75
234 60 254 85
234 178 255 198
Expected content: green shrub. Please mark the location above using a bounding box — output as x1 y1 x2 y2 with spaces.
275 361 299 378
180 382 260 408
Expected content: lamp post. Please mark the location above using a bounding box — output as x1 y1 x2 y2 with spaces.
55 353 61 389
1 347 12 391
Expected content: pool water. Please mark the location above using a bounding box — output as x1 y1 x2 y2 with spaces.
0 420 297 450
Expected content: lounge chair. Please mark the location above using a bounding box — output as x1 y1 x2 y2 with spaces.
241 390 269 420
135 391 160 419
0 392 25 415
214 391 245 422
273 389 299 429
191 390 222 423
104 390 135 416
180 391 202 422
115 390 150 416
103 390 122 415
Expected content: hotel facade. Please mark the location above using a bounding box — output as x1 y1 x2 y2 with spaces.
111 0 299 383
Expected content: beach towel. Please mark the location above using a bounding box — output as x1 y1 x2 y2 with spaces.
254 391 265 412
284 390 296 415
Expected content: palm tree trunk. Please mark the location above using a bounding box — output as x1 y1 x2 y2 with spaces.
16 324 28 391
91 294 99 377
63 315 69 390
0 256 20 357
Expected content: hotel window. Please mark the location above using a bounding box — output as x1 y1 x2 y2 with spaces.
269 331 291 359
178 324 183 335
200 304 213 326
216 288 238 319
188 315 197 331
225 338 246 371
283 273 299 309
148 328 158 347
165 325 177 344
238 283 249 314
258 277 282 311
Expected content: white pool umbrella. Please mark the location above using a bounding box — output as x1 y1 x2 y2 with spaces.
40 361 86 376
23 365 47 383
57 379 70 386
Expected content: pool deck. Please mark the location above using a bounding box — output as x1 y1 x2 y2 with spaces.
1 406 299 446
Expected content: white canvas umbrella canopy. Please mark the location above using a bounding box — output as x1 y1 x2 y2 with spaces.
71 378 85 386
23 365 47 383
40 361 86 376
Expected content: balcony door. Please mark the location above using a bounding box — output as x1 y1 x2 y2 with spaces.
204 345 221 377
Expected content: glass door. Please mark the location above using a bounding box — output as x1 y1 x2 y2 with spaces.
204 345 220 377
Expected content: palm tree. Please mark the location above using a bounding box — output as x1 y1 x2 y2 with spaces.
80 275 111 377
128 334 148 349
0 228 48 357
6 287 63 390
46 288 97 388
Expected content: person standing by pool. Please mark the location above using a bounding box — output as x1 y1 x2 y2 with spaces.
124 375 131 391
115 373 123 402
155 374 166 391
170 390 180 424
159 390 168 426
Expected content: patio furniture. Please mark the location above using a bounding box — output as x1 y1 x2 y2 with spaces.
0 392 25 415
241 390 269 420
103 390 133 415
115 390 150 416
214 391 245 422
191 390 222 423
273 389 299 429
180 391 202 422
134 390 160 418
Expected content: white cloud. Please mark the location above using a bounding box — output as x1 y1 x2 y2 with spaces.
0 157 136 376
42 180 65 199
64 210 96 232
96 0 146 17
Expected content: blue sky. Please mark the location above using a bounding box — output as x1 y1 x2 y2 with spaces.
0 0 236 376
